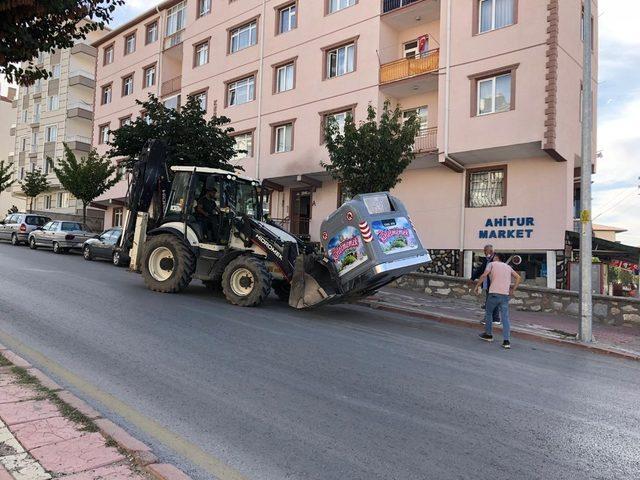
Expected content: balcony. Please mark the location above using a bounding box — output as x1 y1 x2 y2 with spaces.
69 69 96 89
380 49 439 97
65 135 92 152
67 100 93 120
164 30 184 50
70 42 97 57
381 0 440 29
413 127 438 154
161 76 182 97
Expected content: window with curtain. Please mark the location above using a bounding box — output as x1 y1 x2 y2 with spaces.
326 43 355 78
477 73 511 115
467 168 506 207
479 0 514 33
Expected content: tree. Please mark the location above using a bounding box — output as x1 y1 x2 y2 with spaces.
109 94 242 171
52 144 122 226
322 101 420 196
20 169 49 213
0 160 14 196
1 0 124 85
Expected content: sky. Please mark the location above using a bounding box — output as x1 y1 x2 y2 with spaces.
4 1 639 245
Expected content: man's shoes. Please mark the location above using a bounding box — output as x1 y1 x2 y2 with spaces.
479 333 493 342
502 340 511 349
492 320 502 326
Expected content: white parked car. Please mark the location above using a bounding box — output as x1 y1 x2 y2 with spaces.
28 220 94 254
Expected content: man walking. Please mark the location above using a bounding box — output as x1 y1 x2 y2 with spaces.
471 245 500 325
474 253 522 349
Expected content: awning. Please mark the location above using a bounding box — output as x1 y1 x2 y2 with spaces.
566 230 640 264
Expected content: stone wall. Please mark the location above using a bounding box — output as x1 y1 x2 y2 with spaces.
393 272 640 326
421 249 460 277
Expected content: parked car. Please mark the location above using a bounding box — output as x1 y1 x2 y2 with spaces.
82 227 127 266
0 213 51 246
28 220 94 254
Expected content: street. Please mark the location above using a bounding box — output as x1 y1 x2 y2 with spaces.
0 242 638 480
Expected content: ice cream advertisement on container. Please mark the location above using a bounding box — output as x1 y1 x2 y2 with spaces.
327 226 369 276
372 217 418 255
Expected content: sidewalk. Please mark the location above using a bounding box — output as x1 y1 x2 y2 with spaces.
362 287 640 360
0 349 190 480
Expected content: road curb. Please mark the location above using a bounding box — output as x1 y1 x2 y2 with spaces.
359 299 640 362
0 348 194 480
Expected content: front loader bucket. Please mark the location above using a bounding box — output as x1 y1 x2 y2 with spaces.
289 254 338 309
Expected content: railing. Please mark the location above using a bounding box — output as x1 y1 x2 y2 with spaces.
413 127 438 153
65 135 92 144
69 69 95 80
164 30 184 50
161 75 182 97
382 0 422 14
380 49 439 84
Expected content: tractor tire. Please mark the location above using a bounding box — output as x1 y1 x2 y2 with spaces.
272 280 291 302
142 234 195 293
222 256 272 307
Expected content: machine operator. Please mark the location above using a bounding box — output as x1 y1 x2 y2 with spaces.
195 186 220 242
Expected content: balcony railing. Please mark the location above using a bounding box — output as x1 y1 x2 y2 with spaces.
69 69 95 80
65 135 92 144
382 0 422 14
413 127 437 153
67 99 93 111
164 30 184 50
161 75 182 97
380 49 439 84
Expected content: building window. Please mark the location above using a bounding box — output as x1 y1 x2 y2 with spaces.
124 33 136 55
143 65 156 88
275 61 295 93
194 41 209 67
119 116 132 127
278 3 297 34
104 44 114 65
146 21 158 44
56 192 63 208
273 122 293 153
20 138 27 152
44 158 53 174
47 95 59 111
163 95 181 111
227 75 255 106
98 124 110 145
44 195 52 209
402 106 428 135
233 131 253 159
45 125 57 143
328 0 356 14
122 75 134 96
21 109 28 123
113 208 124 227
32 103 41 123
230 20 257 53
478 0 515 34
101 84 112 105
30 131 38 152
466 166 507 208
166 1 186 36
198 0 211 17
323 109 351 139
191 91 207 112
52 64 61 78
326 42 355 78
476 73 512 115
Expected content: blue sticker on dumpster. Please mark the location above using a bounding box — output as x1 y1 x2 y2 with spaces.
372 217 418 255
327 226 369 276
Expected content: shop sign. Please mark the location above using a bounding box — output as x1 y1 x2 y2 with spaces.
611 260 639 275
479 216 535 240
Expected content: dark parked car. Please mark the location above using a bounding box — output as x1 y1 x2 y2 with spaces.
0 213 51 245
28 220 93 253
82 227 127 266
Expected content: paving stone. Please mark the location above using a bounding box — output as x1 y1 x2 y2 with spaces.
57 392 102 419
94 418 150 453
31 432 124 474
26 369 62 391
0 453 51 480
147 463 192 480
1 352 30 369
10 416 84 450
0 426 25 456
0 384 40 404
0 400 59 426
60 464 147 479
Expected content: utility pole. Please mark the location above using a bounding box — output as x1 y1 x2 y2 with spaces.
579 0 593 342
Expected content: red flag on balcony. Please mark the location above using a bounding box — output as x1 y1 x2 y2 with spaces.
418 35 429 54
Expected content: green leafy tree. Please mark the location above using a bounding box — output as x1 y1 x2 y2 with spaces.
0 160 14 196
20 169 49 213
1 0 124 85
109 94 242 171
322 101 420 196
52 144 122 226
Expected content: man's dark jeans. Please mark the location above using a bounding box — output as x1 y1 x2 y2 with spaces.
486 290 500 322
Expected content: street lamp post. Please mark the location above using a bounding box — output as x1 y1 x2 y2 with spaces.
579 0 594 342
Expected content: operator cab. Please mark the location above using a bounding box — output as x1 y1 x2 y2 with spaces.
164 166 262 245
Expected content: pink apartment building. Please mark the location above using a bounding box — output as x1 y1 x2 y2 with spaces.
91 0 597 287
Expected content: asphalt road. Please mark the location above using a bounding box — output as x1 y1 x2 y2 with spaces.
0 242 639 480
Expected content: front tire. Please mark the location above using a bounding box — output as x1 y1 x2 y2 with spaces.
11 234 21 246
53 242 63 254
112 250 125 267
142 234 195 293
29 237 37 250
222 256 272 307
83 246 93 260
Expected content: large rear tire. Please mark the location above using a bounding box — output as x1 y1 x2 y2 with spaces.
222 256 272 307
142 234 195 293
